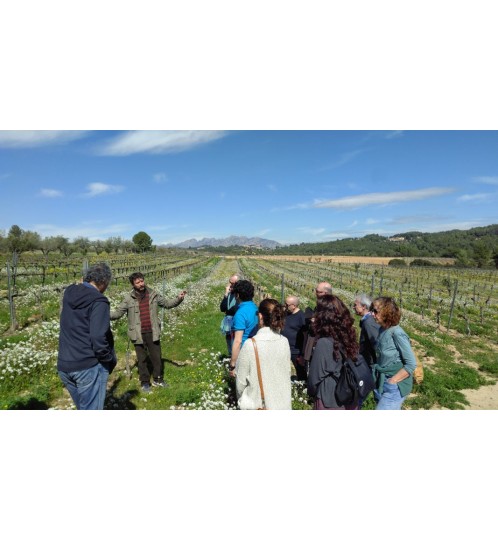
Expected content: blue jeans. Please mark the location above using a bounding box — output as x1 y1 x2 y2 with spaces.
59 363 111 410
374 380 406 410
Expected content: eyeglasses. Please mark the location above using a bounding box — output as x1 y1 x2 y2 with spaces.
372 308 379 314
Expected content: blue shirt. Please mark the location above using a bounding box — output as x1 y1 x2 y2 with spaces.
232 300 258 346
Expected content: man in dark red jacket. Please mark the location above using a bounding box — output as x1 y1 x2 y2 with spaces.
58 262 116 410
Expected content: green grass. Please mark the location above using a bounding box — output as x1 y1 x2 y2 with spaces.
1 255 496 410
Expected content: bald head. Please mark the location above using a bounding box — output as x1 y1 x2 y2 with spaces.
315 282 332 298
285 295 300 314
226 274 239 296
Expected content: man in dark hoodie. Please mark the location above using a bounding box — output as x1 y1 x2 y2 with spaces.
58 262 116 410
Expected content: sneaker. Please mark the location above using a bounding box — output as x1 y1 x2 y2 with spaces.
141 383 152 393
152 380 169 388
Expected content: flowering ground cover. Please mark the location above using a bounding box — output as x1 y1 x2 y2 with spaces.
2 253 495 410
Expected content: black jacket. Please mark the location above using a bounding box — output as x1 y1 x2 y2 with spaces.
359 314 381 366
220 292 239 316
58 283 116 372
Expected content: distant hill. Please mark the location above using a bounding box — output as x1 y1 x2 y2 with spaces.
162 235 283 250
273 224 498 261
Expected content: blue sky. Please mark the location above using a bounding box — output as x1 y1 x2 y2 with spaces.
1 130 497 246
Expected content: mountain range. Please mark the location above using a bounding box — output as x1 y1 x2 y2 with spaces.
162 235 283 249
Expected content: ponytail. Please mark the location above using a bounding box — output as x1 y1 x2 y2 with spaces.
258 298 285 332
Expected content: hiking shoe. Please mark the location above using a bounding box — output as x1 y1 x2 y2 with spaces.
141 383 152 393
152 380 169 388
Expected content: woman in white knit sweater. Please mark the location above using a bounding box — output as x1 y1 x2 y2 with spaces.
235 298 292 410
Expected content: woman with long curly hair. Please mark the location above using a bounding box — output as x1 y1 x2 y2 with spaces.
371 296 416 410
235 298 292 410
307 294 360 410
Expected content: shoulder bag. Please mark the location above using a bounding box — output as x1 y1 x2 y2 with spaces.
251 338 267 410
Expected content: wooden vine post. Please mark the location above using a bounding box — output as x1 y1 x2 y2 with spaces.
281 273 285 304
6 262 18 332
447 280 459 333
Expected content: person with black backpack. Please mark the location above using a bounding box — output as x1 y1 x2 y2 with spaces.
307 294 361 410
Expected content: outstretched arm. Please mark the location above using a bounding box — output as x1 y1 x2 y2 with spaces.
157 290 187 309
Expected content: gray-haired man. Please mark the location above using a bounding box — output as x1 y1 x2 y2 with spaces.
353 293 380 366
58 262 117 410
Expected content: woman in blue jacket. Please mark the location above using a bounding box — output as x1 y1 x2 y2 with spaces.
371 297 417 410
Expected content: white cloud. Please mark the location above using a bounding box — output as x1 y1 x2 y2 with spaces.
39 189 63 198
385 130 404 139
473 176 498 186
366 218 381 225
457 192 495 202
82 183 125 197
271 202 311 212
97 130 227 156
257 229 272 237
0 131 89 147
314 187 455 210
153 172 168 184
298 227 326 236
322 231 355 240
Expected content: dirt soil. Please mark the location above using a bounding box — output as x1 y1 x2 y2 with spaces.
462 381 498 410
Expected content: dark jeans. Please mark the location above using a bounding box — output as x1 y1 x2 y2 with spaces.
291 354 308 381
225 332 233 356
134 333 163 384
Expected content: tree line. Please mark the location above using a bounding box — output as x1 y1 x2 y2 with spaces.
0 225 155 258
272 225 498 268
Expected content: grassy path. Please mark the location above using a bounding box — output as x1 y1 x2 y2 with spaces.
96 257 237 410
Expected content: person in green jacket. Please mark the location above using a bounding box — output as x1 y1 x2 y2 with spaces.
371 296 417 410
111 272 186 392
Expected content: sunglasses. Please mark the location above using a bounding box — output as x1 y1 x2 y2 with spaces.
372 308 379 314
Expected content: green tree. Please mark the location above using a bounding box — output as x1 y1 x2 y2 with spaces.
132 231 153 252
454 249 471 268
53 235 74 257
472 240 491 268
93 240 105 255
0 229 6 253
22 230 41 252
122 240 135 253
73 236 91 255
40 236 61 258
7 225 40 255
388 258 407 267
7 225 24 255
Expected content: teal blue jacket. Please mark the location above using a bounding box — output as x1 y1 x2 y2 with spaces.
373 325 416 398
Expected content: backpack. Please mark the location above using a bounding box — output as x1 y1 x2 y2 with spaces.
333 351 376 407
